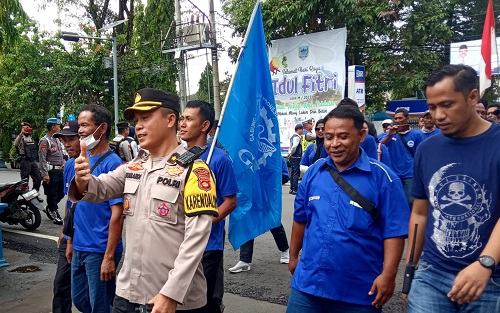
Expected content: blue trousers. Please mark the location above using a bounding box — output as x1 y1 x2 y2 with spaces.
286 288 381 313
72 250 122 313
408 260 500 312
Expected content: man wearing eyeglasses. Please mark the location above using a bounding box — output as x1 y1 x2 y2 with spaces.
486 103 500 122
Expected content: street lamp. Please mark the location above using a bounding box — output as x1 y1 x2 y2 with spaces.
61 19 125 135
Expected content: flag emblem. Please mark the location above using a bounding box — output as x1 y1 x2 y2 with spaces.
299 46 309 60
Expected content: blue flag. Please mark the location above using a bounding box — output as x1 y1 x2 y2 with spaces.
218 3 282 250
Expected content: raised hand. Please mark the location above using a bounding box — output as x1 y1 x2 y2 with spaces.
74 141 91 194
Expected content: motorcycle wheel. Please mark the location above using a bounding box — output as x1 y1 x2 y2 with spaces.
19 200 42 231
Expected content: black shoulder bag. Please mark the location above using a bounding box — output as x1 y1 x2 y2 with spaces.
324 164 381 223
62 150 114 237
398 134 414 157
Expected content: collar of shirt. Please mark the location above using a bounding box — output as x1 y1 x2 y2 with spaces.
324 148 372 173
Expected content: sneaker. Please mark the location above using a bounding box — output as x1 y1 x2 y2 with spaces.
280 249 290 264
228 261 251 273
289 190 297 195
48 210 63 225
43 206 54 220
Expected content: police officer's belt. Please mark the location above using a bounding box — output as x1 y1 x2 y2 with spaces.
48 163 63 170
323 164 381 223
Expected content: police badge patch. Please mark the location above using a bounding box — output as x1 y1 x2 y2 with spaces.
193 167 211 191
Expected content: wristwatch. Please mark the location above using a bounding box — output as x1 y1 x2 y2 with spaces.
477 255 496 272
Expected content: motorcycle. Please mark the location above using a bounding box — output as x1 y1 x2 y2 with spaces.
0 178 42 231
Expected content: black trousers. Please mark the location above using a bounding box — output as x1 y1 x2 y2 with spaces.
20 159 42 191
43 169 64 212
289 157 301 192
113 295 207 313
202 250 223 313
240 224 289 264
53 238 72 313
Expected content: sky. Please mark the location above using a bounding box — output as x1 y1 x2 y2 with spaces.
19 0 238 96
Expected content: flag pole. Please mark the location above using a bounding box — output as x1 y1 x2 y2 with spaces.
207 0 261 164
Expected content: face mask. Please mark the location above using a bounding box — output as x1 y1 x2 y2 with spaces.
80 124 103 150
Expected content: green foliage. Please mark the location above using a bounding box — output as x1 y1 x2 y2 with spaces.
197 64 214 104
121 0 177 101
0 25 113 153
222 0 499 112
0 0 29 51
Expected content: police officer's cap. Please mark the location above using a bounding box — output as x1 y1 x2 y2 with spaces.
47 117 60 125
302 119 313 125
21 122 31 127
124 88 180 120
54 121 79 138
117 121 130 129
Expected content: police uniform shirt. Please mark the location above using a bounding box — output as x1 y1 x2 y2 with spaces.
39 134 65 177
14 133 37 159
200 146 238 251
111 134 133 161
68 145 218 309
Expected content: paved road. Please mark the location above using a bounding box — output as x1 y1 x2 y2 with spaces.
1 168 408 312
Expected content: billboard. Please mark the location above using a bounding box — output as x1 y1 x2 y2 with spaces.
450 39 500 74
268 28 347 152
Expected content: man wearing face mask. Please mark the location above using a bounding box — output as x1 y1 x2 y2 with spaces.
14 122 43 201
69 104 125 313
39 117 65 225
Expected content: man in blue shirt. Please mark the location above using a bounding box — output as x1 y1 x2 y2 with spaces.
71 105 124 313
179 100 238 313
406 64 500 312
52 120 80 313
288 105 409 313
380 108 425 208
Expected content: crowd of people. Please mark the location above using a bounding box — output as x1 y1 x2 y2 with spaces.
8 63 500 313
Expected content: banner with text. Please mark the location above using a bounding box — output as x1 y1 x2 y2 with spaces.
268 28 347 152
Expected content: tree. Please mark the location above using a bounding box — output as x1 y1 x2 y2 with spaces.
222 0 499 111
0 0 28 51
197 64 213 103
121 0 177 97
0 25 112 153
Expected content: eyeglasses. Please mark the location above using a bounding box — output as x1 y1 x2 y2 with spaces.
315 127 324 131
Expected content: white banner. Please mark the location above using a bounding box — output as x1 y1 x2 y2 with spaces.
268 28 347 152
450 39 500 74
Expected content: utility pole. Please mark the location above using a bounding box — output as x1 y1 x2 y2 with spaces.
175 0 187 110
209 0 222 119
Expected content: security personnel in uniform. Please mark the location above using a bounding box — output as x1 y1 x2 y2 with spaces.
14 122 43 201
69 88 218 313
39 117 65 225
110 121 133 161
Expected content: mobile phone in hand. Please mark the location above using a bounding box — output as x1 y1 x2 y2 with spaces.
397 124 410 133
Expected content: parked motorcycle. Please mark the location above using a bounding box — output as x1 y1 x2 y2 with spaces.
0 178 42 231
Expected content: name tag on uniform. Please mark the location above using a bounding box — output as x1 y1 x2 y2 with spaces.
309 196 320 201
156 176 181 189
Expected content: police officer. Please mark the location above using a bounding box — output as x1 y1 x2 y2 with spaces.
39 117 65 224
14 122 43 202
110 121 133 161
69 88 218 313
